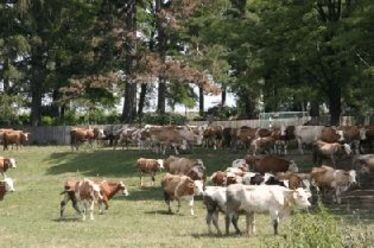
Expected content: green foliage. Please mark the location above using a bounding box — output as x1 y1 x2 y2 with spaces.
136 113 187 125
206 105 238 120
0 94 24 125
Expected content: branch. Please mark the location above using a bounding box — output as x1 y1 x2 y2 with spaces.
316 2 327 22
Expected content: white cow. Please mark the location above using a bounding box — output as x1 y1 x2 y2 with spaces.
226 184 311 236
202 186 227 235
295 126 325 154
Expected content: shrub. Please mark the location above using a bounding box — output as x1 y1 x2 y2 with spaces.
41 116 54 126
136 113 187 125
205 105 237 120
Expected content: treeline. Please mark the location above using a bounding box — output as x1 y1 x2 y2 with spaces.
0 0 373 126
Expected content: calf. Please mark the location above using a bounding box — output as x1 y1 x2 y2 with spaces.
245 155 298 174
313 140 352 167
60 179 103 221
0 177 15 200
225 184 311 236
60 179 129 218
0 157 16 178
311 165 357 204
161 173 204 215
136 158 164 187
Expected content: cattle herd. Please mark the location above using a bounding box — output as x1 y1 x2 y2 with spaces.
0 123 374 237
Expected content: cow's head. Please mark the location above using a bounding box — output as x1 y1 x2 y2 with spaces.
93 128 105 139
336 130 345 142
180 139 188 150
193 180 204 196
342 143 352 156
5 158 16 169
288 160 299 173
348 170 357 185
157 159 164 170
22 132 30 142
119 181 129 196
359 127 367 140
291 188 312 209
3 177 15 192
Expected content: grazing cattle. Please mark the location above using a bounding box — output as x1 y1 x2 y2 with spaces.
275 172 310 190
256 128 272 138
164 156 206 181
319 127 344 143
161 173 204 215
203 126 223 150
231 159 248 169
313 140 352 167
0 157 16 178
311 165 357 204
209 171 227 186
0 177 15 201
295 125 325 154
3 130 30 150
70 127 105 151
60 179 103 221
136 158 164 187
353 154 374 185
0 128 14 144
225 184 311 236
203 186 227 235
222 127 233 148
337 126 363 154
244 155 298 174
60 179 129 218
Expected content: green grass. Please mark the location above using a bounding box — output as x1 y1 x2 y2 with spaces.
0 146 372 248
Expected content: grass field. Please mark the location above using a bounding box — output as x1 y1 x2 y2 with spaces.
0 146 373 248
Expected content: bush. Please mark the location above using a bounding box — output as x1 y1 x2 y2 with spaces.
136 113 187 125
205 105 237 120
41 116 54 126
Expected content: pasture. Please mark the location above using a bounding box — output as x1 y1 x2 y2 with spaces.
0 146 373 248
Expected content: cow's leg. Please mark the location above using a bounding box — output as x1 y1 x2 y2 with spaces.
246 212 255 236
89 201 95 220
331 155 336 168
81 201 87 221
176 199 181 213
335 187 342 204
164 191 172 213
173 145 179 155
297 138 304 155
284 142 288 155
225 212 233 235
232 213 241 235
139 172 143 187
60 194 70 219
151 172 155 186
188 197 194 216
206 211 213 234
271 211 280 235
212 211 222 235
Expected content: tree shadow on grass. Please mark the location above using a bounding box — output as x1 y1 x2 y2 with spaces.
45 149 158 178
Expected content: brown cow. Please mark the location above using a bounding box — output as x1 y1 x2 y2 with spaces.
0 128 14 144
136 158 164 187
337 126 362 154
232 127 257 151
311 165 357 204
203 126 223 150
0 157 16 178
0 177 15 201
163 156 206 181
313 140 352 167
161 173 204 215
3 130 30 150
360 125 374 153
70 127 105 151
250 136 275 155
319 127 344 143
244 155 299 174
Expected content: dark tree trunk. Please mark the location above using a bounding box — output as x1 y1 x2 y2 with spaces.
156 0 167 114
30 46 44 127
121 0 137 123
157 80 166 114
199 86 204 116
51 89 60 118
138 83 147 117
221 87 226 106
328 86 341 126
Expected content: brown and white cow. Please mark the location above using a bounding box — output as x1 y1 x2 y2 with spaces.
0 128 14 144
311 165 356 204
0 177 15 201
60 178 103 221
319 127 344 143
313 140 352 167
70 127 105 151
232 127 257 151
136 158 164 187
3 130 30 150
161 173 204 215
250 136 275 155
148 126 188 155
337 126 363 154
203 125 223 150
60 179 129 218
0 157 16 178
244 155 298 174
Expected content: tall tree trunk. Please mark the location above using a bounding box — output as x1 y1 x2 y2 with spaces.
156 0 167 114
138 83 147 117
157 80 166 114
221 87 226 106
328 86 341 126
199 86 204 116
121 0 137 123
30 46 44 127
